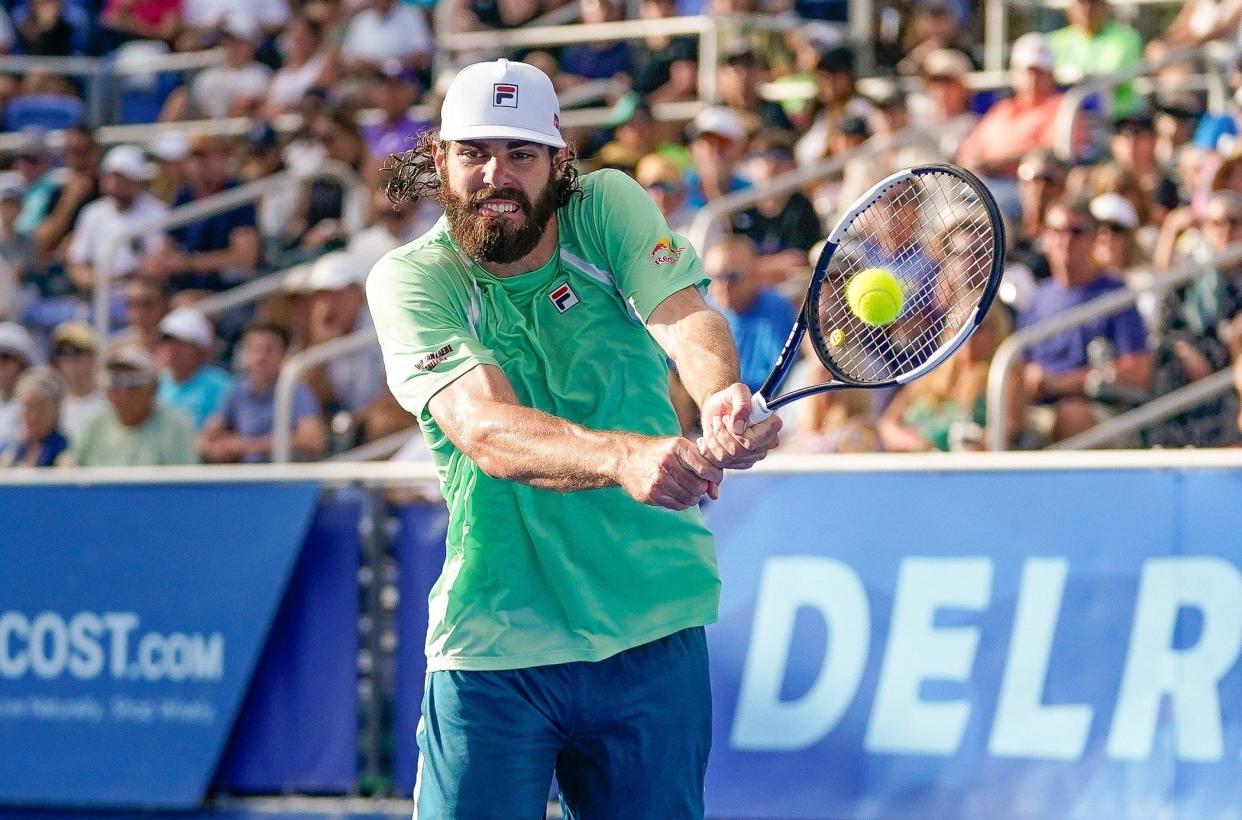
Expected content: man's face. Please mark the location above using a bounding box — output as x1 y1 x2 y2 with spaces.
52 342 94 385
1012 65 1053 98
103 171 142 206
186 146 229 188
1042 206 1097 281
1202 199 1242 251
1111 123 1155 165
63 132 97 173
241 330 286 386
18 388 56 440
436 139 561 265
0 353 24 395
705 244 760 311
106 370 157 428
1019 165 1065 225
690 133 741 177
158 336 204 378
125 286 166 331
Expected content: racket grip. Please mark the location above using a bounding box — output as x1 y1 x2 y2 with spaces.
750 393 773 424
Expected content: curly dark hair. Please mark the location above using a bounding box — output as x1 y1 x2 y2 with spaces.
382 129 583 209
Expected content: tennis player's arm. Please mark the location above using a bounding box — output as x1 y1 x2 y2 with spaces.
427 363 722 508
645 285 740 407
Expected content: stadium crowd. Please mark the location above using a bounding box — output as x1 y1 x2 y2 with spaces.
2 0 1242 468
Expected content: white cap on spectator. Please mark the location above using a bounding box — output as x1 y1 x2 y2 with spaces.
222 13 261 44
1010 33 1053 72
158 307 214 349
0 321 37 366
691 106 746 143
1090 192 1139 230
151 131 189 162
102 144 154 181
923 48 972 78
281 262 314 294
439 59 566 149
306 251 364 292
105 344 157 379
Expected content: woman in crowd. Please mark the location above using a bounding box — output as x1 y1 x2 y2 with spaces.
0 366 71 467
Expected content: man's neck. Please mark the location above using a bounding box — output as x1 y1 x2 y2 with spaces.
478 216 560 278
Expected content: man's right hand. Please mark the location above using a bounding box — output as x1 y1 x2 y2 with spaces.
616 436 723 511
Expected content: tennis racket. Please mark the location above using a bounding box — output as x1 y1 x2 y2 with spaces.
746 162 1005 423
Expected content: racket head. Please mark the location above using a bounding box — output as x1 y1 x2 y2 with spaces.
804 163 1005 389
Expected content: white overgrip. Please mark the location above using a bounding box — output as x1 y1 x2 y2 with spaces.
750 392 773 423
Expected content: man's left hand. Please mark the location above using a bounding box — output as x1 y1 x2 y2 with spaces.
697 383 782 472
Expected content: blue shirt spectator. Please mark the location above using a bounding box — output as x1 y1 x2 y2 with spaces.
214 377 320 463
154 307 233 429
1019 275 1148 374
158 365 233 429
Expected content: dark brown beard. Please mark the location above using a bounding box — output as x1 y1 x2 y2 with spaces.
438 179 560 265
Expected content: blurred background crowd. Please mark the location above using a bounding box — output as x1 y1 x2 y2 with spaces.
2 0 1242 470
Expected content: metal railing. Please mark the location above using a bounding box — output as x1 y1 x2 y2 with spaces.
273 328 378 464
686 120 957 253
92 160 363 343
0 47 224 127
985 243 1242 451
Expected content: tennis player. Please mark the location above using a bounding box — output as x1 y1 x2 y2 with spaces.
368 59 781 818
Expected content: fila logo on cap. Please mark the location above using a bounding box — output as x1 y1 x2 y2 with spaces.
548 282 579 313
493 83 519 107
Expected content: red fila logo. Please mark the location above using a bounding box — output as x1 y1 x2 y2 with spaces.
493 84 518 107
548 282 580 313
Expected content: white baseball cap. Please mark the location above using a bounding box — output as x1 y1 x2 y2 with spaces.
1010 33 1053 72
102 144 154 181
1090 192 1139 230
439 59 566 149
158 307 214 349
306 251 364 292
0 321 38 365
691 106 746 143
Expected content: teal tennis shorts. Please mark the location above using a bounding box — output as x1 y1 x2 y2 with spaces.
413 626 712 819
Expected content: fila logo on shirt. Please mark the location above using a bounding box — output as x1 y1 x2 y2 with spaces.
493 84 519 107
548 282 580 313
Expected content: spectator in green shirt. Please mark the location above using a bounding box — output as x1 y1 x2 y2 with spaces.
73 345 196 467
1048 0 1144 116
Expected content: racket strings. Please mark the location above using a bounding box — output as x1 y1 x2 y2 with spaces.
812 171 996 384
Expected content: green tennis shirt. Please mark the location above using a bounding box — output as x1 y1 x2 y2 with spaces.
367 169 720 672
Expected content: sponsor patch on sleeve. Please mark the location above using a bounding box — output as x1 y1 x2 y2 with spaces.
413 344 454 372
650 236 684 265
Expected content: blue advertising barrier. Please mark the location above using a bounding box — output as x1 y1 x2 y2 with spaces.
704 467 1242 819
213 494 362 795
0 483 320 809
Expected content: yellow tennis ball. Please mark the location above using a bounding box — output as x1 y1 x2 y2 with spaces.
846 268 904 327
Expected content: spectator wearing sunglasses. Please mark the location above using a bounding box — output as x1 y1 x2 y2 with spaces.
1089 192 1144 272
0 366 69 467
49 321 104 443
0 321 37 443
72 345 195 467
704 235 796 393
1018 198 1152 443
634 153 702 242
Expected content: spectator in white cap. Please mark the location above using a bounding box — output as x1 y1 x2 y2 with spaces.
1090 192 1143 272
957 33 1066 179
149 130 189 204
0 321 37 442
73 344 196 466
66 144 167 292
370 58 777 817
303 251 394 439
685 105 751 208
155 306 233 429
0 366 70 467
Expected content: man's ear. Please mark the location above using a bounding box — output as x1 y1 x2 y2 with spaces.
432 140 446 177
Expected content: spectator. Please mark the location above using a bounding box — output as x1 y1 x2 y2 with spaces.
302 251 396 441
49 321 104 442
914 48 979 159
263 14 333 118
200 321 325 462
592 98 679 175
32 124 100 262
148 130 189 204
704 235 796 392
0 321 37 441
795 46 870 168
1110 109 1163 206
1012 149 1068 279
634 153 700 240
97 0 182 51
897 1 973 77
340 0 432 79
0 175 28 320
449 0 541 39
1146 191 1242 447
628 0 698 103
0 366 69 466
1048 0 1143 116
957 33 1064 179
155 307 232 429
15 0 82 56
144 135 261 292
1089 192 1144 272
172 15 271 120
347 188 434 273
282 108 367 253
116 274 169 354
780 340 880 452
1019 199 1152 443
66 144 167 292
13 129 58 237
879 306 1022 451
729 130 821 284
362 60 431 169
559 0 631 84
72 344 196 466
685 107 751 208
717 46 792 133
